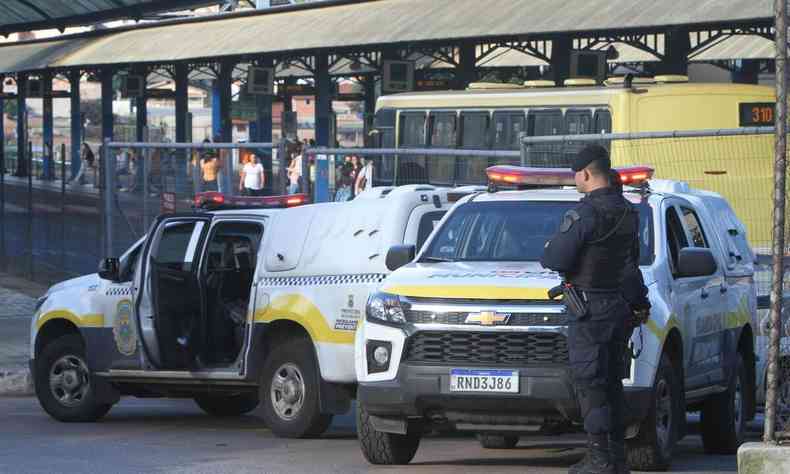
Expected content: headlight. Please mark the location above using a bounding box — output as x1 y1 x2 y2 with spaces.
366 292 406 324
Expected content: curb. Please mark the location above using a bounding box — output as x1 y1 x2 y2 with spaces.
0 368 33 396
738 442 790 474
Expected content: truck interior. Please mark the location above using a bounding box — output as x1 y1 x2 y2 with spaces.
148 219 262 370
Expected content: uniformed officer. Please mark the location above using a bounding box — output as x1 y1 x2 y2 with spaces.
541 145 650 474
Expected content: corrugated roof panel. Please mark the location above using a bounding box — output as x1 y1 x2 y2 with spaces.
690 35 774 61
0 0 775 74
0 0 215 34
51 0 772 68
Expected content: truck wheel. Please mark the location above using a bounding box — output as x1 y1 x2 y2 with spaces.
194 392 259 417
477 434 519 449
626 353 679 471
357 404 421 465
700 352 746 454
259 337 332 438
34 334 112 422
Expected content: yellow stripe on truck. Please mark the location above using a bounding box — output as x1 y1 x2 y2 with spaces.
254 294 354 345
36 310 105 330
383 285 550 300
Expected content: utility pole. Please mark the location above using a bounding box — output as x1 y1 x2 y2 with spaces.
764 0 787 443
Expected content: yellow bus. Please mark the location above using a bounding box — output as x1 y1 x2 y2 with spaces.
373 77 775 249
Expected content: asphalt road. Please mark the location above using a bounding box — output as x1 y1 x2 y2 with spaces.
0 397 759 474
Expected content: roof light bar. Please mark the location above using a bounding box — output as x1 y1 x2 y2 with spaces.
486 165 655 189
194 192 310 210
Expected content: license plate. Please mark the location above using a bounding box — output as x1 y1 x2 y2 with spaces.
449 369 519 393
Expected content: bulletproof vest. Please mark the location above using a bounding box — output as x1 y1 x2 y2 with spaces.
568 194 639 290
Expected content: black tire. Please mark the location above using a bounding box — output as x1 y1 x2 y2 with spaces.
477 433 519 449
259 336 332 438
194 392 259 417
357 404 421 465
34 334 112 422
626 353 680 471
700 353 746 454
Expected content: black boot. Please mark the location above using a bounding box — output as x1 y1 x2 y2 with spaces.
569 435 614 474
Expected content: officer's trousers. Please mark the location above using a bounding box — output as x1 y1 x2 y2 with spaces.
567 292 629 459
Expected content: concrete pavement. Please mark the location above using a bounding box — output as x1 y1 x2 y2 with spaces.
0 397 755 474
0 275 43 395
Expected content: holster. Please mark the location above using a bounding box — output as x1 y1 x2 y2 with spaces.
549 283 589 319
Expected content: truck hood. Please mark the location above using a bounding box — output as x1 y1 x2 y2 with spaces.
381 261 561 300
47 273 100 296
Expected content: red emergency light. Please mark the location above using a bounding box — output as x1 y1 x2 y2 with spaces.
194 192 310 210
486 165 654 189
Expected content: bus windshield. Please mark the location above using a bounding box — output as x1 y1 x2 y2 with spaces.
422 201 654 265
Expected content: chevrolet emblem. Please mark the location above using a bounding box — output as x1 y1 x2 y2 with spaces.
465 311 510 326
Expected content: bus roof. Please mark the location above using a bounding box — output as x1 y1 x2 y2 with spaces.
376 82 774 110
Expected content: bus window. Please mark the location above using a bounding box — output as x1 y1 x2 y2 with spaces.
492 112 526 167
398 112 428 185
399 112 427 146
565 109 593 135
458 112 490 184
565 109 593 163
527 109 566 167
593 109 613 152
428 112 457 186
594 109 612 134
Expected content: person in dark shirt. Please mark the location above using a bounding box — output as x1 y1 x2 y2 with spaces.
541 145 650 474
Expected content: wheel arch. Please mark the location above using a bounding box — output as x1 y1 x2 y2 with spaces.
35 318 82 360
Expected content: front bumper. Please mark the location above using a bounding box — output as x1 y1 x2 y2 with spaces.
359 363 652 432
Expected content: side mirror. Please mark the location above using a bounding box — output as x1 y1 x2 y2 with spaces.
385 245 416 272
98 257 120 282
676 247 717 278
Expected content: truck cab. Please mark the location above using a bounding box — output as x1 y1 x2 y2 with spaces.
355 167 758 470
30 185 481 438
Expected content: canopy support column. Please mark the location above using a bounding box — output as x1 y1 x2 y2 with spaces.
255 58 274 194
314 53 332 203
42 72 54 180
551 36 572 86
69 70 81 180
15 74 27 177
455 41 477 89
659 27 690 75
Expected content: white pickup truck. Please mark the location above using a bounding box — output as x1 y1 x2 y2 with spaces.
29 186 481 438
356 166 758 471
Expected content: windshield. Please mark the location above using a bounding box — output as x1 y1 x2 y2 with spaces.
422 201 654 265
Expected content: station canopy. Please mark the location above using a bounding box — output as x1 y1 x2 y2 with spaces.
0 0 774 75
0 1 218 37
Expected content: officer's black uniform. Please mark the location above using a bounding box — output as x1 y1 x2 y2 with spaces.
540 146 650 474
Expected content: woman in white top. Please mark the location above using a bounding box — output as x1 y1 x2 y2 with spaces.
240 154 265 196
354 158 374 196
287 148 303 195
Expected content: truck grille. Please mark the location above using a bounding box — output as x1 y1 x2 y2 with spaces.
405 310 566 326
404 331 569 366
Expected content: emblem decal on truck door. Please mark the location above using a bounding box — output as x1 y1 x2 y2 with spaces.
113 299 138 356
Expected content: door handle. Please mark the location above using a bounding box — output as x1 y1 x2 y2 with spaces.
700 289 709 299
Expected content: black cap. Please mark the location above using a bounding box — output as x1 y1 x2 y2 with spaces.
572 144 611 172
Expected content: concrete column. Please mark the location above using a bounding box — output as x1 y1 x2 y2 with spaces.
454 42 478 89
314 53 332 202
658 27 690 75
255 58 274 194
135 74 147 142
550 36 572 86
42 72 54 180
69 70 81 179
15 74 27 177
732 59 761 84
